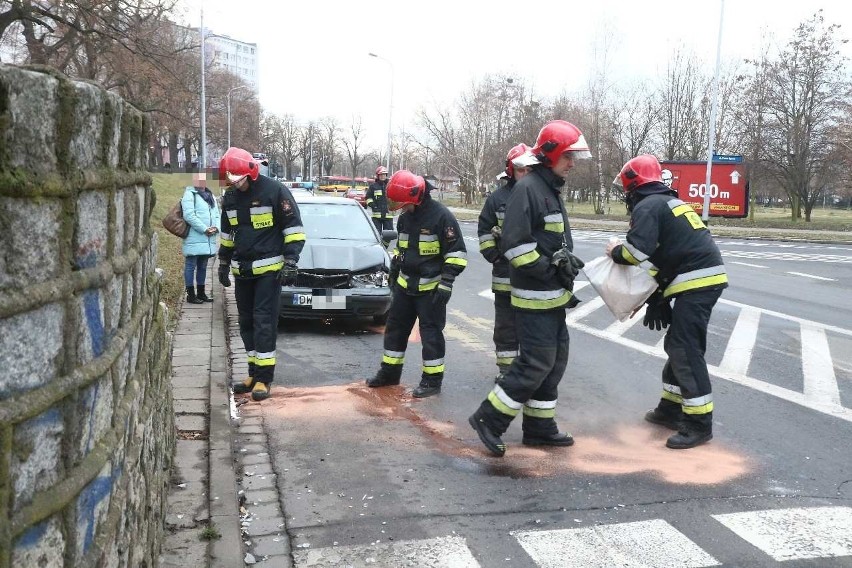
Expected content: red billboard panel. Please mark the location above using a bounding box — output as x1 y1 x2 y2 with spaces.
660 160 749 218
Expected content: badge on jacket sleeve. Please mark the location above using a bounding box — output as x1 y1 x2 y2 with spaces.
445 226 457 240
281 199 293 214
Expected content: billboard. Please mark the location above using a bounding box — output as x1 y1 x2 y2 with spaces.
660 158 748 218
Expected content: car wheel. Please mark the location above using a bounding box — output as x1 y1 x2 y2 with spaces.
372 313 388 325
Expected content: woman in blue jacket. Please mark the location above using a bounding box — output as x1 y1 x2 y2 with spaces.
182 171 221 303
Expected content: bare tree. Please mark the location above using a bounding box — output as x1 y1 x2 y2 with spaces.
657 48 705 160
341 115 367 183
317 116 339 176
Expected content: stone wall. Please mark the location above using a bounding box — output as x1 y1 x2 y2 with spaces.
0 64 174 567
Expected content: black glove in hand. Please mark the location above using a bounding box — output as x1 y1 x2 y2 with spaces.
277 260 299 286
388 255 401 290
643 291 672 331
218 264 231 287
551 247 585 277
432 282 452 307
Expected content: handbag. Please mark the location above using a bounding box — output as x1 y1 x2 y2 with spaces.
582 255 658 321
161 192 196 239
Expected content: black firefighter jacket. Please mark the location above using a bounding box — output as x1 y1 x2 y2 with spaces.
394 194 467 294
611 182 728 297
500 166 576 312
218 175 306 278
366 179 389 219
478 179 514 294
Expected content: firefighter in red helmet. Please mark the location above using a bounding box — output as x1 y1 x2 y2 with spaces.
477 143 537 382
469 120 588 457
366 165 392 233
608 154 728 449
217 147 306 402
366 170 467 398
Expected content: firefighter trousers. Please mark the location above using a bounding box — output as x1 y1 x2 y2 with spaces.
372 217 393 233
381 287 446 385
234 274 281 385
493 292 518 374
479 309 569 437
657 289 722 429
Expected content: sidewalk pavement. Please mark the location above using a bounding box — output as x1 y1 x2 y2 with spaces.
159 266 293 567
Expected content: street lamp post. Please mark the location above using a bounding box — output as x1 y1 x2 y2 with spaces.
368 52 394 171
227 85 250 149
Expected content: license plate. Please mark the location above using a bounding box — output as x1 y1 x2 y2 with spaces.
293 293 312 306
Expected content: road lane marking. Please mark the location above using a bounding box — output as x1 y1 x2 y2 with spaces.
721 250 852 263
786 271 837 281
713 507 852 562
718 307 761 376
293 535 481 567
731 261 768 268
800 323 841 406
513 519 720 568
602 307 646 335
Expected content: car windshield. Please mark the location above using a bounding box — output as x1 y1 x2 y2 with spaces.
299 203 377 241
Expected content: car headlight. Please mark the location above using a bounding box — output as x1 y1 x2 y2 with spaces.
351 266 388 288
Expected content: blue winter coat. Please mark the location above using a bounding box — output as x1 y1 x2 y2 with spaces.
181 186 221 257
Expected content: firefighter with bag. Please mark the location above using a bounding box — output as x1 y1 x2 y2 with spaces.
477 143 537 382
469 120 589 457
217 147 306 402
608 154 728 449
367 170 467 398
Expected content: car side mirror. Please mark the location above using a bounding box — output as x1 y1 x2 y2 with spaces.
381 229 397 241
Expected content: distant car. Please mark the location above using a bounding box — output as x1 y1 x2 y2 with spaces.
343 187 367 207
279 194 397 323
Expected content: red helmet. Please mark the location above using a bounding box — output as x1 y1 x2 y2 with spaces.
219 147 259 185
504 143 530 179
386 170 426 211
614 154 663 193
375 165 389 177
532 120 591 165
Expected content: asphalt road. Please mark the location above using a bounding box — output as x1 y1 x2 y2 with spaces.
267 222 852 567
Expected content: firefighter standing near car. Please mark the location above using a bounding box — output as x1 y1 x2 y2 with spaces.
367 170 467 398
366 165 392 233
469 120 589 457
217 147 306 402
477 143 536 382
608 154 728 449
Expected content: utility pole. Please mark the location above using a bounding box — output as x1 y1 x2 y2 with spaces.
200 3 207 169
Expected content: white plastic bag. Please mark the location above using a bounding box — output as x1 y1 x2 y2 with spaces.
582 255 658 321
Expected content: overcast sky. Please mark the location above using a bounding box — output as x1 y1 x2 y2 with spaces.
176 0 852 150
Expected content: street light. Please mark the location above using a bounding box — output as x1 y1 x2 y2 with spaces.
368 52 394 171
227 85 250 149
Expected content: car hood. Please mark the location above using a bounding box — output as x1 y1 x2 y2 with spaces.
297 239 388 271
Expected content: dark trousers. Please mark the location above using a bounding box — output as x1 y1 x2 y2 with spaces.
234 275 281 384
184 255 209 286
658 289 722 428
381 287 447 384
480 309 569 436
493 292 518 373
372 217 393 233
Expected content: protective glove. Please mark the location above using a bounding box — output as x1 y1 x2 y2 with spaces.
643 290 672 331
388 255 401 291
277 260 299 286
551 247 585 290
490 225 502 240
432 282 452 307
218 263 231 287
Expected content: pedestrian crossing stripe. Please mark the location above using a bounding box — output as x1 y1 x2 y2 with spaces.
293 535 480 567
513 519 720 568
713 506 852 561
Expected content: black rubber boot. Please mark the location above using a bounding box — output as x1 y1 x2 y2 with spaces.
666 414 713 449
412 378 441 398
522 432 574 447
366 367 401 388
644 404 683 430
468 409 506 457
186 287 204 304
196 285 213 303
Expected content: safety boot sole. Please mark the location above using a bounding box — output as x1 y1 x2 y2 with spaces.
232 378 255 394
522 434 575 447
412 385 441 398
251 383 270 402
468 415 506 457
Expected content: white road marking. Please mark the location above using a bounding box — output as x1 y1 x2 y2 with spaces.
713 507 852 562
602 307 646 335
718 307 761 377
513 519 720 568
800 323 841 406
730 261 768 268
786 271 837 281
293 536 480 567
721 250 852 263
